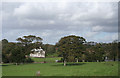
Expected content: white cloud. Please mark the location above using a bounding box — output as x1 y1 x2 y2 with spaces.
12 2 118 31
2 2 118 44
92 26 103 32
49 20 55 24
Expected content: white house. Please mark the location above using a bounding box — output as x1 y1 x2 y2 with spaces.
30 47 45 58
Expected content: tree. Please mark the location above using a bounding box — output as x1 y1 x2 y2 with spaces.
2 39 8 45
16 35 43 55
16 35 42 47
42 44 56 57
93 43 104 62
10 45 26 65
2 39 9 63
2 41 16 63
110 40 118 61
102 40 118 61
118 42 120 60
1 39 34 64
56 35 86 66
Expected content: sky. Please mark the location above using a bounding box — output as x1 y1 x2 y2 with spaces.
1 1 118 44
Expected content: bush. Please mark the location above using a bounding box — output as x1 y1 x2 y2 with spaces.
24 58 34 63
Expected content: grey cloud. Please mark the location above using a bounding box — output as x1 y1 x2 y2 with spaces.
2 2 118 44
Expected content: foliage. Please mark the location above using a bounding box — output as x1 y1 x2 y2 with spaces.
16 35 43 55
42 44 56 56
56 35 86 66
1 35 118 65
10 45 26 64
16 35 42 46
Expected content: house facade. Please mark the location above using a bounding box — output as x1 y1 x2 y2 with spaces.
30 47 45 58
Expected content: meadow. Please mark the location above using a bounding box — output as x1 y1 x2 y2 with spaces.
31 57 61 63
2 57 118 76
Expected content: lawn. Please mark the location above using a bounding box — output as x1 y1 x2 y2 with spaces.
31 57 61 63
2 61 118 76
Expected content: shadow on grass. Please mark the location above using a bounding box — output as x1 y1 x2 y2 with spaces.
0 65 9 66
52 63 86 66
0 63 15 66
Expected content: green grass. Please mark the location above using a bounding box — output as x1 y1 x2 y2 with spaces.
2 61 118 76
31 57 61 62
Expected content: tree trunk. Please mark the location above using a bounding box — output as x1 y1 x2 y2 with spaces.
97 60 99 62
76 58 79 63
114 56 116 61
16 63 18 65
64 60 66 66
82 60 85 62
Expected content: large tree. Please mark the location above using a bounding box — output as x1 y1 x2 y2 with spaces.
109 40 118 61
10 45 26 65
16 35 43 55
16 35 42 46
2 40 16 63
56 35 86 66
2 38 34 64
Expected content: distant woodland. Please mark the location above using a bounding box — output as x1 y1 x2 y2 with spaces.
1 35 119 65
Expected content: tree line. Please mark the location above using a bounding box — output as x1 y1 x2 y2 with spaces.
1 35 119 66
56 35 118 66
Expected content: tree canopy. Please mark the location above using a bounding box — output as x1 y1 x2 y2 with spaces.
1 35 118 66
56 35 86 66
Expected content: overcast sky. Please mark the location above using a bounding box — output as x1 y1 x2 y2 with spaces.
2 2 118 44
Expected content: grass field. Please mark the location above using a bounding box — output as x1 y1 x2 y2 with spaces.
31 57 61 63
2 58 118 76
